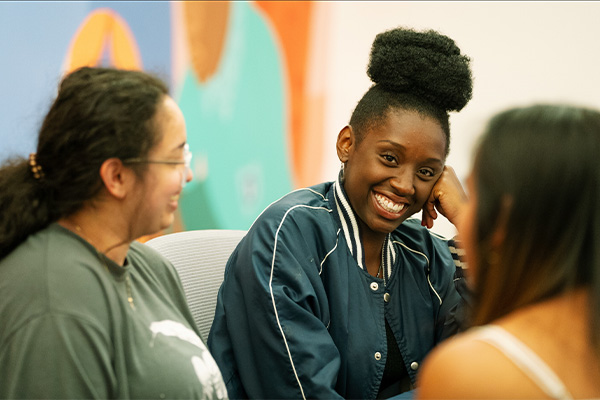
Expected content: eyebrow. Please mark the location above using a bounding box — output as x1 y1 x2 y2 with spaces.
378 139 405 150
377 140 444 165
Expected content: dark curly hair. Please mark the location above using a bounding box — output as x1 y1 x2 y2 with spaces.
0 67 169 259
349 27 473 155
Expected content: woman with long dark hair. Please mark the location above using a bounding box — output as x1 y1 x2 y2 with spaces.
418 104 600 399
0 67 227 399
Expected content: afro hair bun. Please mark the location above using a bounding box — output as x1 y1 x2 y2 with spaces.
367 27 473 113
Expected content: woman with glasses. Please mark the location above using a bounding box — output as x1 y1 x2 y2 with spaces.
0 67 226 399
208 26 472 399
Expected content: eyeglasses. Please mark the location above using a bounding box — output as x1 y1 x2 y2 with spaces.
122 144 192 186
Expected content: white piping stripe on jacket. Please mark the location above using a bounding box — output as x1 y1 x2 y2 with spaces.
320 229 341 275
395 241 443 305
269 204 332 400
429 230 450 241
416 218 466 272
250 187 328 228
303 187 328 201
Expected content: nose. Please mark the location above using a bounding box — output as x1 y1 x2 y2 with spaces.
182 143 193 186
185 165 193 183
180 165 193 187
390 168 415 196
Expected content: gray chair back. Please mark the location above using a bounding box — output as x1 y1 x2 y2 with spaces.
146 229 246 340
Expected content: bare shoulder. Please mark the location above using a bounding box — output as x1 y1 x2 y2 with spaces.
416 329 544 399
416 331 495 399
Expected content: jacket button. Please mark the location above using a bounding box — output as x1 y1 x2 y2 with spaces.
410 361 419 370
370 282 379 291
384 293 390 302
374 352 382 360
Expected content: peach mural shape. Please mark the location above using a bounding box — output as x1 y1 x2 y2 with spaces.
183 2 230 84
65 8 142 73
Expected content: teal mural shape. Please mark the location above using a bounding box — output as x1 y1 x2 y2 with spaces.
178 2 292 231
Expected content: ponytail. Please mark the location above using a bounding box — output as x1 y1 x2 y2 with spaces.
0 157 52 259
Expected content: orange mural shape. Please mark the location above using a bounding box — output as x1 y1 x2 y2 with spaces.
66 8 142 72
254 1 324 188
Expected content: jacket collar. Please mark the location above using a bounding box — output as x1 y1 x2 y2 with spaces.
331 172 395 284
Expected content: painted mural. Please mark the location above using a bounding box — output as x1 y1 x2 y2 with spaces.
0 1 324 234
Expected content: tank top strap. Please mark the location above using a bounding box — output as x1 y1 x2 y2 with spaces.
472 325 573 400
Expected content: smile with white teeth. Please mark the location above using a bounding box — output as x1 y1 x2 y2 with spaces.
170 195 180 202
375 193 405 214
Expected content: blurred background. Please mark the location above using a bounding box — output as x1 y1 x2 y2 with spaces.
2 1 599 238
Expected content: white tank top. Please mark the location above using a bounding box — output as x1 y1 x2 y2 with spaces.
472 325 573 400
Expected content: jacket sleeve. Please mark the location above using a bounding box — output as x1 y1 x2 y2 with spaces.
447 237 473 332
209 211 344 399
0 314 115 399
430 236 467 343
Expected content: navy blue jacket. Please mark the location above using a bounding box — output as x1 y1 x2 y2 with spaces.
208 178 466 399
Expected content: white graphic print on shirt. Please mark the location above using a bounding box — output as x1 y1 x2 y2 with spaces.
150 320 227 398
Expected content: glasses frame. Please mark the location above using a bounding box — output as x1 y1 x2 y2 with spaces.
122 144 192 186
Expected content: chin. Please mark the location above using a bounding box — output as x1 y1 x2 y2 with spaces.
369 220 401 235
160 215 175 231
379 213 412 230
142 220 173 238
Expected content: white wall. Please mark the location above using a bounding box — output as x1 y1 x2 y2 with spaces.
316 1 600 237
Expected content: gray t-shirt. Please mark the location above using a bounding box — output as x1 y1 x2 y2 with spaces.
0 223 227 399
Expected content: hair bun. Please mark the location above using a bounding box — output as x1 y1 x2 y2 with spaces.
367 27 473 112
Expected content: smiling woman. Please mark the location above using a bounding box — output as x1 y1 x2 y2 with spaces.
338 110 448 269
0 67 226 399
208 26 473 400
122 95 193 236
